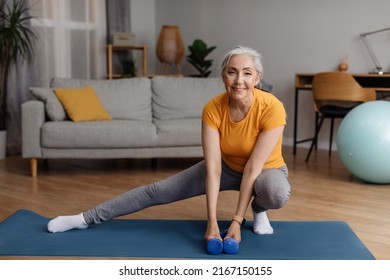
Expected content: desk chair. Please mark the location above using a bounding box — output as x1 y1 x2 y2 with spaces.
305 72 376 162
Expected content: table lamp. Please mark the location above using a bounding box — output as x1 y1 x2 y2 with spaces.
360 27 390 74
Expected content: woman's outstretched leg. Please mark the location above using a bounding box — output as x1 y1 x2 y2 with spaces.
48 161 208 233
47 213 88 233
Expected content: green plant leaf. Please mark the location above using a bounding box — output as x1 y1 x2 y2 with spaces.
0 0 36 130
192 39 207 51
186 39 216 78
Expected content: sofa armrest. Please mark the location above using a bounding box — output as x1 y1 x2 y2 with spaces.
22 100 45 159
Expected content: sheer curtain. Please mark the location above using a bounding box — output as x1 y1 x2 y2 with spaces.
7 1 137 155
29 0 107 85
27 0 133 86
6 0 106 155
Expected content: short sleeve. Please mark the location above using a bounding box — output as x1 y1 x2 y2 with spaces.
202 98 221 130
260 97 287 132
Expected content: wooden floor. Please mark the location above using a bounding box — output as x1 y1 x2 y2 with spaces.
1 146 389 260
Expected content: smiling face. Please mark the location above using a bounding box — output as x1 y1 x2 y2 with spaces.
222 54 261 103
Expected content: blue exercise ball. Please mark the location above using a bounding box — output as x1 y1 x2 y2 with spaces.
336 101 390 184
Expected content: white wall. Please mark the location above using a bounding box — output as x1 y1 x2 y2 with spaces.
132 0 390 149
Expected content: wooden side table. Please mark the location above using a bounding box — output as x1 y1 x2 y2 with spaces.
107 44 148 79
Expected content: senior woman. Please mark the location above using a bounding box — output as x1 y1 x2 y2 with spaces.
48 45 291 245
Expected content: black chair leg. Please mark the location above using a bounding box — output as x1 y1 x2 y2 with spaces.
329 118 334 156
314 112 319 150
306 117 324 162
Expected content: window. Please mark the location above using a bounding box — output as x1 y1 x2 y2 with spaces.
29 0 106 86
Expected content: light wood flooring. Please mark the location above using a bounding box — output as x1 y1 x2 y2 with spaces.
0 146 389 259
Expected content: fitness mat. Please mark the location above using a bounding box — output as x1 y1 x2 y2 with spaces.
0 209 375 259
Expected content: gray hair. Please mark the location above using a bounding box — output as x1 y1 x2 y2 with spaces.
221 45 264 80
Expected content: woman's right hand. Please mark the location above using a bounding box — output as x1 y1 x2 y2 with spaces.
204 220 221 241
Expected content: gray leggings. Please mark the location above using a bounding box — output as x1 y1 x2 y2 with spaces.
83 160 291 224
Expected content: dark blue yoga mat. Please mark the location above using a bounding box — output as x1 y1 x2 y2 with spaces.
0 209 374 259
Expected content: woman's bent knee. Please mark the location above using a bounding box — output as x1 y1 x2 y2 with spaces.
252 167 291 211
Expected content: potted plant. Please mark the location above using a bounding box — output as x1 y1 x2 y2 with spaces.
121 59 137 78
0 0 36 158
186 39 216 77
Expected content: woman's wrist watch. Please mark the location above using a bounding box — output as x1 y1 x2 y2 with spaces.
232 215 245 226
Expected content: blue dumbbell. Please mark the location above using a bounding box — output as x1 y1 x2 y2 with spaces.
220 229 239 254
223 237 239 254
206 230 239 255
206 238 223 255
206 229 227 255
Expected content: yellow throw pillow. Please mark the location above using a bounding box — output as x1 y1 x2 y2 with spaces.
54 86 112 122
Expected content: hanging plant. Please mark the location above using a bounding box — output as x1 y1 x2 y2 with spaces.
186 39 216 78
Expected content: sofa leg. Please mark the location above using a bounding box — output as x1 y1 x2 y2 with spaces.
151 158 157 169
30 158 38 177
43 159 49 169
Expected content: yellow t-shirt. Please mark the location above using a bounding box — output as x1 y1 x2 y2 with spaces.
202 88 286 173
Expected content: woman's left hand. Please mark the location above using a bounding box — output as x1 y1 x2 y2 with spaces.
225 221 242 243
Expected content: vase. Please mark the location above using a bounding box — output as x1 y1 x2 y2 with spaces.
338 62 348 72
338 55 349 72
156 25 185 75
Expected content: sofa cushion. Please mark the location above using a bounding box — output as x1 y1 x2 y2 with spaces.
29 87 67 121
50 77 153 121
53 86 112 122
41 120 157 148
154 118 202 147
152 77 225 120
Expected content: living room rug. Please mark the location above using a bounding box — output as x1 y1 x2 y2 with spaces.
0 209 375 259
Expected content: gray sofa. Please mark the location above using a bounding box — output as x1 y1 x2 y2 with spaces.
22 76 225 177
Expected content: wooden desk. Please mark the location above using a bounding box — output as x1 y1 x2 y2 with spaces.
293 73 390 154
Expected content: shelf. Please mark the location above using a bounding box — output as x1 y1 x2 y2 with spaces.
106 44 148 79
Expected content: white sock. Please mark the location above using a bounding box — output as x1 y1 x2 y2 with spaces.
252 210 274 235
47 213 88 233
